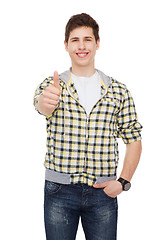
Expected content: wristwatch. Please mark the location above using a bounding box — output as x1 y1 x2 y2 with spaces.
117 177 131 191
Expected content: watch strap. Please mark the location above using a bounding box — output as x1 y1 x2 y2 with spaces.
117 177 131 191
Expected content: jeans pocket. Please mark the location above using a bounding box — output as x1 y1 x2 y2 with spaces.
45 180 62 195
102 189 116 200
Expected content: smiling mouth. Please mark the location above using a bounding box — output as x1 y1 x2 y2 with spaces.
76 52 89 58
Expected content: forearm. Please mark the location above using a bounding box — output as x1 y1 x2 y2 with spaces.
119 140 142 182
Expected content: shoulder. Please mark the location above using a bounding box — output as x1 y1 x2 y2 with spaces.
111 77 127 92
109 77 128 102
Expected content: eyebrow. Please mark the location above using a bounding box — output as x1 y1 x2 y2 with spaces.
70 37 79 41
70 36 94 41
85 36 93 40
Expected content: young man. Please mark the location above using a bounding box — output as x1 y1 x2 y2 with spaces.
34 13 142 240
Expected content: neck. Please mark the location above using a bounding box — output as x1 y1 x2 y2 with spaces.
71 63 96 77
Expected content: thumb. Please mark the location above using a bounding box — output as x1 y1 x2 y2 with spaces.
53 71 60 89
93 181 109 188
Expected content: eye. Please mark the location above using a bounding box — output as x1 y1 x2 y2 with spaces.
85 38 93 41
71 39 79 42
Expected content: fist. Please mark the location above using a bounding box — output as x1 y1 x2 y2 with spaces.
37 71 61 116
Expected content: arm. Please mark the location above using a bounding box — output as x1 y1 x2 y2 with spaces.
93 86 143 197
93 140 142 198
120 140 142 182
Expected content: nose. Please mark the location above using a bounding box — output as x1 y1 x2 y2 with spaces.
78 40 86 50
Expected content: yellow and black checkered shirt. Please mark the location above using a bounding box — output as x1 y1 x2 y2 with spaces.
34 69 142 186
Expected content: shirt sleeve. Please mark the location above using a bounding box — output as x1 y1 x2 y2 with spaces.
33 77 53 105
116 87 143 144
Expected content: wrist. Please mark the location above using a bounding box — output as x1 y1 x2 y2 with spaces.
117 177 131 191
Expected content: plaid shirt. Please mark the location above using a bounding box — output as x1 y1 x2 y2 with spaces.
34 69 142 186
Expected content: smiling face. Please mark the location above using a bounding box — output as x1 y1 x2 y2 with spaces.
64 26 100 75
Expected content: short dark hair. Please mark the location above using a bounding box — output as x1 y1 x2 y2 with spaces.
65 13 99 43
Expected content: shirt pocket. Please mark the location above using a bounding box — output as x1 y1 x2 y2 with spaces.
100 96 121 115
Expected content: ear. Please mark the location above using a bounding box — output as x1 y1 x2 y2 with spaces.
96 38 100 50
64 40 68 51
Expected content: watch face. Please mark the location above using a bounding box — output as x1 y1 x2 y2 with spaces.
124 182 131 191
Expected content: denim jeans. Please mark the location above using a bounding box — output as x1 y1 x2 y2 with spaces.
44 180 118 240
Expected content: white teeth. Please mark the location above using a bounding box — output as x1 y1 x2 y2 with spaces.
77 53 88 57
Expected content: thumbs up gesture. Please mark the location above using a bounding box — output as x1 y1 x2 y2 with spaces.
37 71 61 116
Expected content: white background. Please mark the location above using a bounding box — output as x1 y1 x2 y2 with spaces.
1 0 166 239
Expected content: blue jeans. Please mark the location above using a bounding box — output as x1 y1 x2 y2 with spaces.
44 180 118 240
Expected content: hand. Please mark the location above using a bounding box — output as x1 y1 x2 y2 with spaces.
93 180 123 198
37 71 61 116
